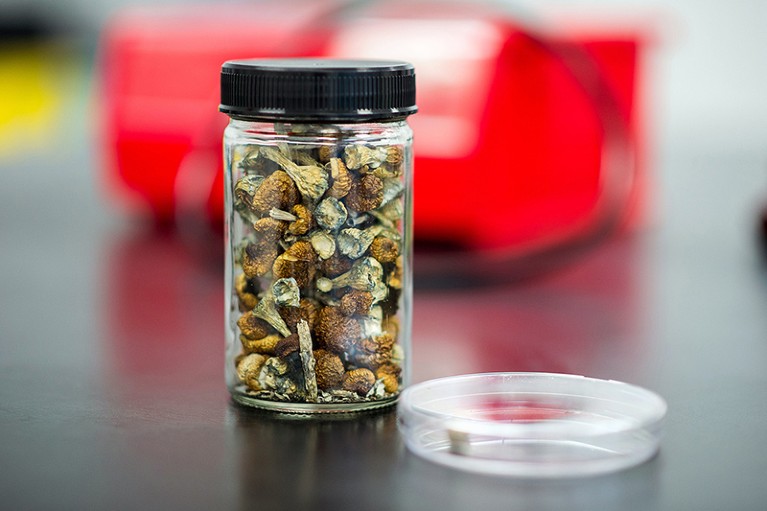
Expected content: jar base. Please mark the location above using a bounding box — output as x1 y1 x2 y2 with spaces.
231 391 399 415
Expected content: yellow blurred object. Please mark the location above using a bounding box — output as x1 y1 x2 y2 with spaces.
0 44 70 158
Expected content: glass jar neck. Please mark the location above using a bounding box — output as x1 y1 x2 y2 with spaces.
225 118 412 144
227 118 409 132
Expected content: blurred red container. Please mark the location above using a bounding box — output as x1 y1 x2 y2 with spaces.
99 0 648 256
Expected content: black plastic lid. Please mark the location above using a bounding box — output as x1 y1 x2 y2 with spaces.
220 59 417 122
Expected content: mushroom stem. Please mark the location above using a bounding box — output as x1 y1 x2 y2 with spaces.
261 147 328 200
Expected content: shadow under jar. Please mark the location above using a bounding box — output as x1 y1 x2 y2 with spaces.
220 59 417 414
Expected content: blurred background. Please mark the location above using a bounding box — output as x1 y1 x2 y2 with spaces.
2 0 767 376
3 1 767 509
3 0 767 256
2 0 766 372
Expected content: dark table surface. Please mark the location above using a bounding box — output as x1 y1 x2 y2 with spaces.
3 83 767 510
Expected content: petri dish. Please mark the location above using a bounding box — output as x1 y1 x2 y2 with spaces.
397 372 666 478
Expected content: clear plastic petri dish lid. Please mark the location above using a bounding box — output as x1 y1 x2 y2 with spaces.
397 372 667 478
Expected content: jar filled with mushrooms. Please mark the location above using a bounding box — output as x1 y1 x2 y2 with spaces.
220 59 416 413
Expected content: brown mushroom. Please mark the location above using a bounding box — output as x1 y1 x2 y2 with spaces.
320 249 354 278
342 368 376 396
237 311 274 340
313 349 345 390
288 204 313 235
273 334 300 357
250 170 300 216
241 242 278 278
327 157 352 199
350 333 394 370
240 334 281 355
235 273 259 311
314 306 362 353
272 240 317 289
375 364 400 394
369 236 399 264
278 299 319 337
345 174 384 212
236 353 268 391
339 289 374 316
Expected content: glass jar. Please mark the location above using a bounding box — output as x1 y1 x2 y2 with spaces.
220 59 416 414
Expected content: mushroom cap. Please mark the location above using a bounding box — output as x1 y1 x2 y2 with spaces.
342 368 376 395
345 174 384 212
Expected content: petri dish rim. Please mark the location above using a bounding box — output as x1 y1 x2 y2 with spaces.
397 372 667 477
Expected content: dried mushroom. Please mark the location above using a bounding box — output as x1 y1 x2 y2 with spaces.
329 257 384 292
241 334 281 355
239 149 279 175
237 353 268 391
300 299 321 330
363 146 405 179
261 146 328 200
351 333 394 370
315 306 362 353
342 368 376 396
379 178 404 206
273 334 300 357
230 130 408 407
339 289 374 316
392 344 405 366
303 299 321 327
240 218 286 278
337 226 381 259
318 145 335 164
376 362 401 378
345 174 384 212
386 145 404 166
268 208 297 222
235 273 259 311
254 216 288 242
387 256 403 289
272 278 300 308
344 145 387 170
272 241 317 289
258 357 298 395
293 150 320 167
252 287 292 337
234 175 265 221
327 157 352 198
358 308 384 339
315 277 333 293
241 241 277 278
297 320 318 402
279 298 320 334
369 236 399 264
382 317 400 339
238 311 274 340
320 250 354 278
313 349 344 390
374 199 403 223
315 197 348 231
309 230 336 260
376 370 399 394
249 170 299 216
288 204 313 235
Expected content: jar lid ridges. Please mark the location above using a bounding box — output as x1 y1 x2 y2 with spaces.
220 59 417 122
